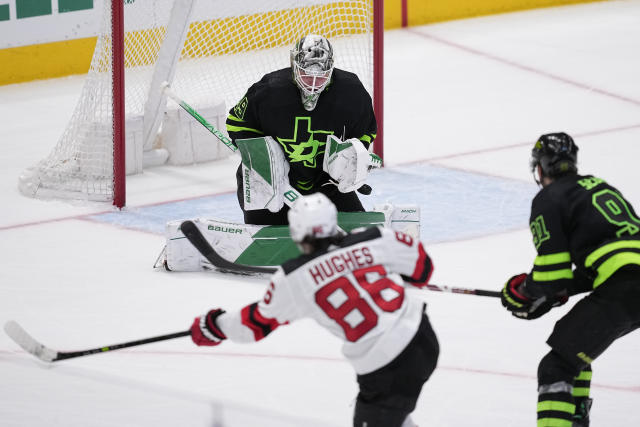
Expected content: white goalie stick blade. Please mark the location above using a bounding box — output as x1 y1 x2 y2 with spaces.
180 220 277 276
4 321 58 362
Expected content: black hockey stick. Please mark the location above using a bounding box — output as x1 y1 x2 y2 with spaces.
180 220 277 275
424 283 501 298
4 320 190 363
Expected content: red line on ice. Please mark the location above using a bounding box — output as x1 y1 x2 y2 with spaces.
410 29 640 108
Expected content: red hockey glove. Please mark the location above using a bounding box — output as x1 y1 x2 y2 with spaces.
191 309 227 346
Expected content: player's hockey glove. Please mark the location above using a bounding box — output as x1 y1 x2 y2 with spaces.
501 273 558 320
191 308 227 346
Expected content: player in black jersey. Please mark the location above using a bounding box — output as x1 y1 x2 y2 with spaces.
226 34 377 225
501 132 640 426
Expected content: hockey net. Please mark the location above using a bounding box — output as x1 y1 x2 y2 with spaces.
18 0 380 206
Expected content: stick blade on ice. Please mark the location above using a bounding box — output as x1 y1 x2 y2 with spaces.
4 321 57 362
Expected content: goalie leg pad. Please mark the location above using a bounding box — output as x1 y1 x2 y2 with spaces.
373 203 421 238
160 212 388 271
164 218 263 271
236 136 290 212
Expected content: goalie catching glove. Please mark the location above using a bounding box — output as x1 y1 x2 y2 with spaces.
501 273 567 320
191 309 227 346
323 135 373 193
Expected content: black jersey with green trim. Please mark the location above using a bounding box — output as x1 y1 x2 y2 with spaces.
525 174 640 299
226 67 377 192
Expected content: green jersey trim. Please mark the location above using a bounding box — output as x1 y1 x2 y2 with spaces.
534 252 571 266
227 113 244 123
591 252 640 288
574 370 592 381
537 401 576 414
536 418 573 427
584 240 640 267
572 387 590 397
532 269 574 282
295 180 314 191
226 124 265 135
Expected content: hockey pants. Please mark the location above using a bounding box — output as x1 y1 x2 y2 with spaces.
353 309 439 427
537 267 640 426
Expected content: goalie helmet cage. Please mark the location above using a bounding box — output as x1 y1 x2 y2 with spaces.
17 0 384 208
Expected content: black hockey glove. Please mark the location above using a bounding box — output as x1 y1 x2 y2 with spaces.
501 273 556 320
191 308 227 346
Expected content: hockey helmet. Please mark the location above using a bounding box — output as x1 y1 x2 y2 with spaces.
290 34 334 111
288 193 339 247
530 132 578 178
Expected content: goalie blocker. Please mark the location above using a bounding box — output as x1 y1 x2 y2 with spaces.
157 205 420 272
237 136 297 212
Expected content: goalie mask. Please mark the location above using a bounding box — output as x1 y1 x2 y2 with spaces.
530 132 578 182
290 34 334 111
288 194 339 251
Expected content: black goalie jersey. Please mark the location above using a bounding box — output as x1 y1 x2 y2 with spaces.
525 174 640 298
225 68 377 193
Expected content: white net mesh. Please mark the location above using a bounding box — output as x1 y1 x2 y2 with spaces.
18 0 375 203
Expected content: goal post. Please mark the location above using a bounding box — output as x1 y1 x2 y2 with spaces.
19 0 384 208
113 0 125 208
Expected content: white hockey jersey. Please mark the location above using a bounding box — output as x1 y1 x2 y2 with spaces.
216 226 434 374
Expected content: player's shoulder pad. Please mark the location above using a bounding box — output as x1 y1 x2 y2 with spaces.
281 251 323 276
332 68 361 85
336 226 382 248
533 174 579 206
531 188 555 216
246 68 298 107
255 68 296 91
531 178 585 224
330 69 369 93
280 227 383 275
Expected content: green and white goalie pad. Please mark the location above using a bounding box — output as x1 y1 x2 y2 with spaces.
157 205 421 272
237 136 290 212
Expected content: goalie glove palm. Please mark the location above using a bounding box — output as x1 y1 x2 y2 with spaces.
323 135 370 193
191 309 227 346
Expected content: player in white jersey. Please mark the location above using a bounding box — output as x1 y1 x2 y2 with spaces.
190 194 439 427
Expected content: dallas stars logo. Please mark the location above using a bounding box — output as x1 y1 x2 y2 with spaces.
277 117 333 168
233 97 248 120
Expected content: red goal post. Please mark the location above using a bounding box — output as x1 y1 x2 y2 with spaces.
19 0 384 208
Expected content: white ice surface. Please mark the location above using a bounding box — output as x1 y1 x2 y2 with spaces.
1 1 640 426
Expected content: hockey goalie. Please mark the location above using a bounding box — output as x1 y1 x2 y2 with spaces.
156 34 420 273
156 134 420 273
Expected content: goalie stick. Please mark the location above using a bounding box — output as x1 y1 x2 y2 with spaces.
161 82 377 199
3 320 190 363
180 220 277 275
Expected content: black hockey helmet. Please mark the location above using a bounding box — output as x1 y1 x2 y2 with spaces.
530 132 578 178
